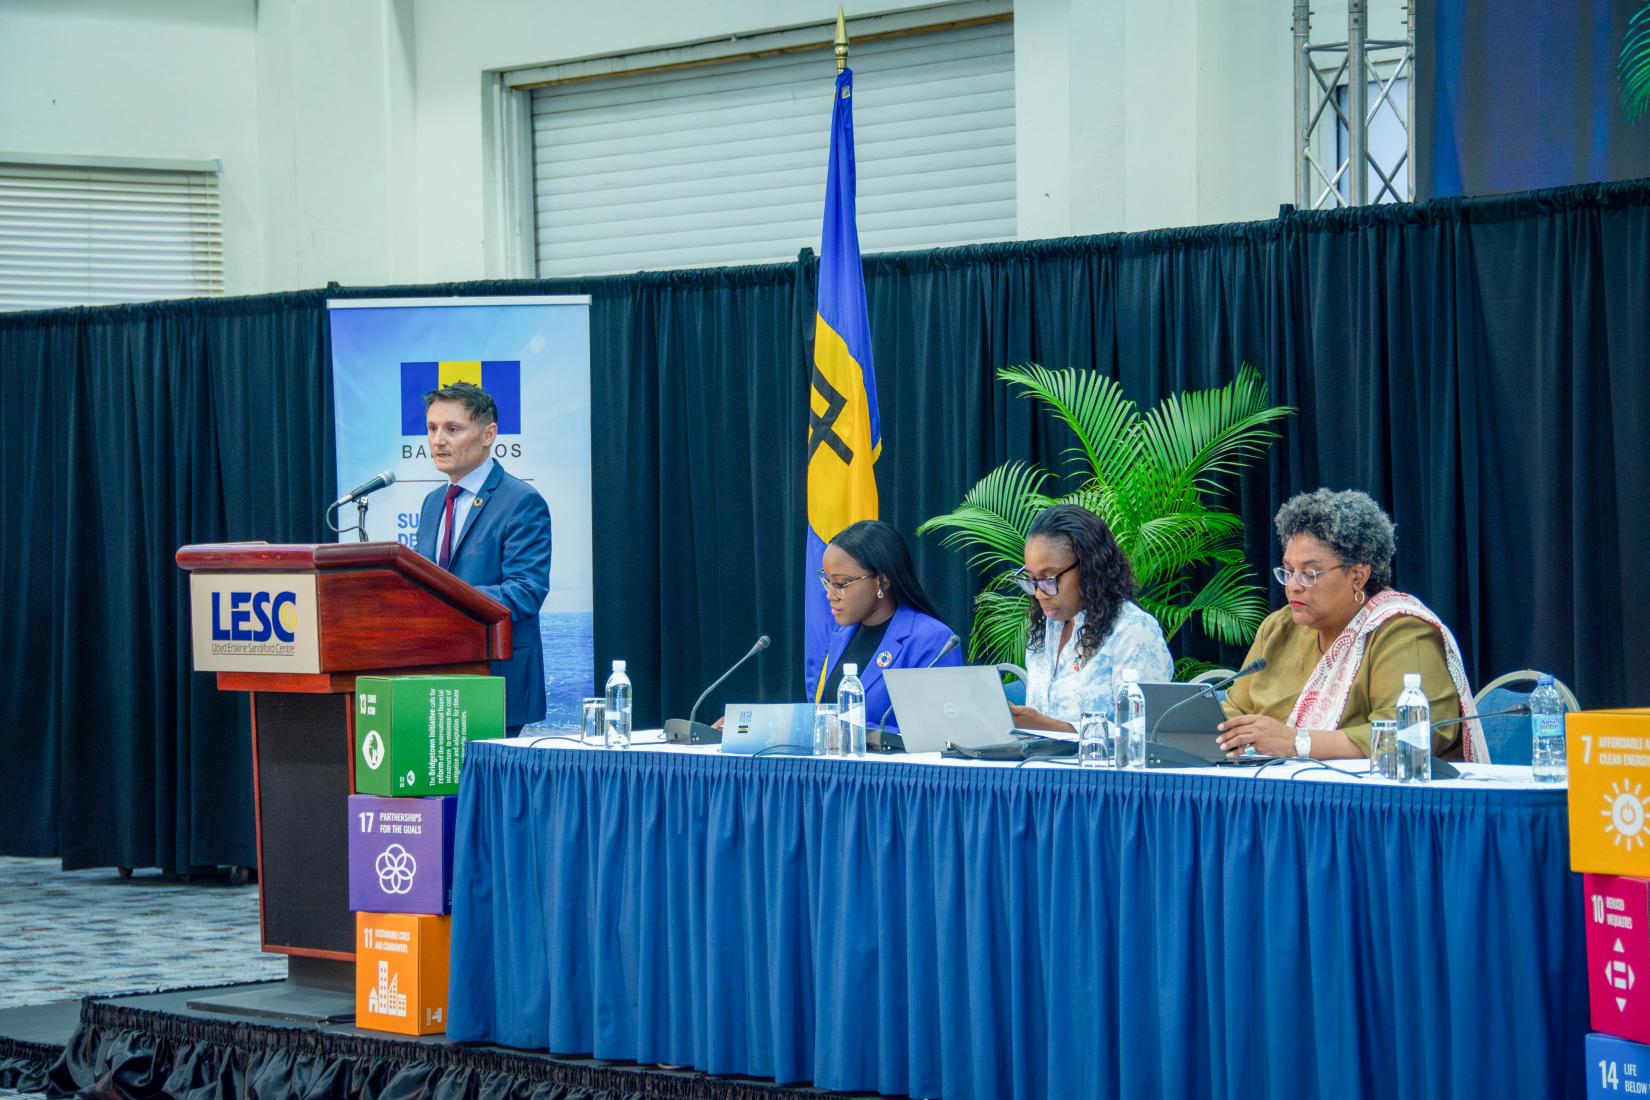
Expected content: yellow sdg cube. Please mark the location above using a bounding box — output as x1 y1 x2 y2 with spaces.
1569 710 1650 876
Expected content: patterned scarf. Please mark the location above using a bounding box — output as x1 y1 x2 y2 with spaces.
1287 590 1486 761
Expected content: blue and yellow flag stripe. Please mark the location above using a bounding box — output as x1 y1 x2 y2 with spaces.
400 360 522 435
805 66 882 697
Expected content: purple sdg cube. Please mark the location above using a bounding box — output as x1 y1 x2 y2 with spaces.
347 795 457 915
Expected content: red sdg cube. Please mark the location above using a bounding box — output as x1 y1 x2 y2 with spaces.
1587 874 1650 1043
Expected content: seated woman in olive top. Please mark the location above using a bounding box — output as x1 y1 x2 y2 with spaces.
1215 489 1483 762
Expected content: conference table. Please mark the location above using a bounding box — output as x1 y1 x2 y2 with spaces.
445 735 1586 1100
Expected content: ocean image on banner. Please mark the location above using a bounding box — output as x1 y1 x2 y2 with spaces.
327 296 594 727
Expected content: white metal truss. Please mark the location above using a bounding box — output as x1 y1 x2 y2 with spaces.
1294 0 1416 209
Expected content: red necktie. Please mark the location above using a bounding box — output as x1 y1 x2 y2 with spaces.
437 484 463 570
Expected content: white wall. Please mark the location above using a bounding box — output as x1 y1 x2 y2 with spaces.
0 0 1394 296
0 0 263 294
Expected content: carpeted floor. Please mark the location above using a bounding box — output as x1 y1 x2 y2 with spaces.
0 856 284 1012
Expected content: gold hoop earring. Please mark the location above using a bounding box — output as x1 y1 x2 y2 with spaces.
1355 589 1366 605
876 586 885 599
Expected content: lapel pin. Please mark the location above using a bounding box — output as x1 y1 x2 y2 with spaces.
472 497 485 509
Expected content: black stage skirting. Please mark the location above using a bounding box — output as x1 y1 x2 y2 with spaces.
0 1034 57 1094
28 982 877 1100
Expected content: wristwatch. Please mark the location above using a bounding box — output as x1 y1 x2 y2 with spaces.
1294 728 1312 759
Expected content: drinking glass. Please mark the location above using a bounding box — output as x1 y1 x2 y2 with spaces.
814 703 841 756
1370 720 1399 779
1078 709 1113 767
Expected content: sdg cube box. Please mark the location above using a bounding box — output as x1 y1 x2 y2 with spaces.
348 795 457 915
1587 874 1650 1043
1570 710 1650 877
355 911 451 1036
354 674 504 796
1587 1032 1650 1099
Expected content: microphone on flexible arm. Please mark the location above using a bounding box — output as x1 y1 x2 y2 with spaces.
1148 658 1268 744
332 470 397 508
867 635 962 754
1419 702 1530 779
663 635 771 744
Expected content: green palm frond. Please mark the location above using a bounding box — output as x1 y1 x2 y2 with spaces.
917 462 1053 575
1134 364 1294 501
920 361 1293 678
1622 5 1650 124
999 364 1139 485
1182 561 1271 646
969 588 1033 664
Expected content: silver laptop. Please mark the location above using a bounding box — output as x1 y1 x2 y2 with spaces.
882 665 1031 753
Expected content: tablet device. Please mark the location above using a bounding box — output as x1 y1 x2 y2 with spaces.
1138 682 1249 766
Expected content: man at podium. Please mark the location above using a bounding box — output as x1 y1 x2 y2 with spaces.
416 382 552 733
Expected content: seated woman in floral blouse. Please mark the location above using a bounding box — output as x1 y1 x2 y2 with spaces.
1008 504 1173 732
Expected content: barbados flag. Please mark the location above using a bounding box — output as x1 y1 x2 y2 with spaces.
806 66 881 697
399 360 522 435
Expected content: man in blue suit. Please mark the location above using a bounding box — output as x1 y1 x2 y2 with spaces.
415 382 552 734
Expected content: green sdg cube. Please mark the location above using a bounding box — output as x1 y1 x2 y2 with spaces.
354 675 506 796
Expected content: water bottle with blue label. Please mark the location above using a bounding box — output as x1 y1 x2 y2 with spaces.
1115 669 1147 770
1395 672 1431 784
604 659 632 750
837 663 866 757
1530 674 1567 783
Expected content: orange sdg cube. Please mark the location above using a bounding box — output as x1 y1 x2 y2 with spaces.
355 911 451 1035
1568 710 1650 877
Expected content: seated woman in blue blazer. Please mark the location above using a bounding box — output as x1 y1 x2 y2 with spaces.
814 520 963 732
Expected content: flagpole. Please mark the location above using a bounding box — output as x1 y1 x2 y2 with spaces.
834 6 849 72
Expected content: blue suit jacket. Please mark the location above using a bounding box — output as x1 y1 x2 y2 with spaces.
813 604 962 732
415 462 552 727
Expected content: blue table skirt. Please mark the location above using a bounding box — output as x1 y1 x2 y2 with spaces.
447 746 1586 1100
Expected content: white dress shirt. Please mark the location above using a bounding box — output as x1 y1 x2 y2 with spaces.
1023 601 1175 723
436 456 496 551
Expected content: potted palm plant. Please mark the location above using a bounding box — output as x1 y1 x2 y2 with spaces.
918 363 1294 676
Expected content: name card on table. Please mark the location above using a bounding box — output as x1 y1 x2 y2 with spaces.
1571 710 1650 877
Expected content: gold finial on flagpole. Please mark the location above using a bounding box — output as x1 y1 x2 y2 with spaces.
834 6 849 72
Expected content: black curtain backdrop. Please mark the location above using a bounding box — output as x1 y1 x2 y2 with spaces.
2 179 1647 869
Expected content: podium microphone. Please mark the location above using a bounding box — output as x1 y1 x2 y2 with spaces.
664 634 771 744
332 470 397 507
868 634 961 753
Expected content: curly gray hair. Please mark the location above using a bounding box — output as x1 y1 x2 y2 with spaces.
1274 488 1396 593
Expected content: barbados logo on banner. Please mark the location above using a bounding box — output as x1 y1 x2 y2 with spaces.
326 295 594 726
399 362 522 435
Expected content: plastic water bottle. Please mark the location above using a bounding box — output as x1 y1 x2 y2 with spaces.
1395 672 1431 784
1115 669 1147 770
1530 675 1567 783
604 659 632 749
837 663 866 757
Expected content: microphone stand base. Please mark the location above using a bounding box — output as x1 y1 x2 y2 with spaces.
663 718 722 745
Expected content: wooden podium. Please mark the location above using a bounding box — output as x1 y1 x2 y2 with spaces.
176 541 511 1021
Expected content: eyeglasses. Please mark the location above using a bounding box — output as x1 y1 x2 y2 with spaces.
1012 561 1078 597
817 570 872 595
1272 563 1350 588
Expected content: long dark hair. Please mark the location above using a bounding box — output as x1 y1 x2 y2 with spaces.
1024 504 1137 661
829 520 945 621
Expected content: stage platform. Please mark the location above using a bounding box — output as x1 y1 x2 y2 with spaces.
1 981 887 1100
